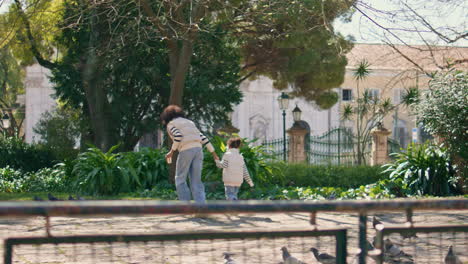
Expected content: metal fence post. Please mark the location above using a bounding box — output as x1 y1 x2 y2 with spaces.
4 239 12 264
336 229 347 264
358 212 367 264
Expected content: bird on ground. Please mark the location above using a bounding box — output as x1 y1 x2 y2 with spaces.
281 246 306 264
47 193 61 201
372 216 383 229
68 195 75 200
384 238 413 260
223 252 236 264
76 194 85 200
444 245 462 264
310 247 335 264
33 195 43 201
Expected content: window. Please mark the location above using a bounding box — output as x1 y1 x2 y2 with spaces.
393 89 405 104
369 89 380 100
342 89 352 101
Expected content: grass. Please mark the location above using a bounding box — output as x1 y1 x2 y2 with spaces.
0 192 157 201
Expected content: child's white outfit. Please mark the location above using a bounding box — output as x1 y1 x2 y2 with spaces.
216 148 254 200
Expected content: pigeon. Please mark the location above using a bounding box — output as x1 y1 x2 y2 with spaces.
33 195 43 201
310 247 336 264
68 195 75 200
47 193 61 201
444 245 462 264
383 238 413 260
372 216 383 229
281 247 306 264
223 252 236 264
76 194 86 200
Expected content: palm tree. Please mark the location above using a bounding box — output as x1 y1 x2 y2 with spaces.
342 60 394 165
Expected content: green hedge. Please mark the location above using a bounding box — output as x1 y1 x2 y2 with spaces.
0 136 58 172
271 163 388 188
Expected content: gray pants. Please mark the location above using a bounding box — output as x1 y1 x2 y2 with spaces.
225 186 240 201
175 147 206 203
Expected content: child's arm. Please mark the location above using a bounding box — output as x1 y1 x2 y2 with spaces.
215 157 229 169
243 164 254 187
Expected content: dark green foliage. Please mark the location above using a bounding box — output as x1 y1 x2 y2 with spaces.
71 146 168 195
33 106 81 160
0 135 57 172
271 163 387 188
51 0 243 151
382 143 460 196
0 164 70 193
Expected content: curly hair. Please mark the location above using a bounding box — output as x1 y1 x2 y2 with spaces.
160 105 185 125
227 137 242 149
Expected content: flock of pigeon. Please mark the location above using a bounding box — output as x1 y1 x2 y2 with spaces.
223 217 463 264
29 196 464 264
33 193 85 201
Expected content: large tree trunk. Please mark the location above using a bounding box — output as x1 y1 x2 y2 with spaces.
168 40 195 106
80 14 118 152
167 40 195 183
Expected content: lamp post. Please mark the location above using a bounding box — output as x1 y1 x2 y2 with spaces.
292 104 302 124
277 92 290 161
1 113 9 129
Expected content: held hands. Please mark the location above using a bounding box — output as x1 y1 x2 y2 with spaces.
212 152 220 161
165 150 174 164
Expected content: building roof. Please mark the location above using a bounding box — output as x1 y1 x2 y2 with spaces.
346 43 468 71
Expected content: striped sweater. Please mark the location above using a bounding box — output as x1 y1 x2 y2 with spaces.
167 117 215 153
216 148 254 187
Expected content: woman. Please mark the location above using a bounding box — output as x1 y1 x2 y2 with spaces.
161 105 219 203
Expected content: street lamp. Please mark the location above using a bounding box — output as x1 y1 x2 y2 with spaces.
1 113 9 129
292 104 302 123
277 92 290 161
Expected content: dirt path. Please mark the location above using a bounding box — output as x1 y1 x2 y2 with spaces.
1 210 467 264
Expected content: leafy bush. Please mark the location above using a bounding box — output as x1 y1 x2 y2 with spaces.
271 163 387 188
382 143 459 196
414 71 467 161
0 135 58 172
71 145 168 195
0 165 71 193
119 147 168 190
203 134 282 189
0 166 26 192
33 106 81 160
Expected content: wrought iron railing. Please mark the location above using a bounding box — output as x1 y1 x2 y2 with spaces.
262 137 289 161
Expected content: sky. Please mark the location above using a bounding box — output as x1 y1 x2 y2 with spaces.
1 0 467 46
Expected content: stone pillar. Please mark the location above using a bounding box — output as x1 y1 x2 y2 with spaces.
370 125 391 166
287 123 308 163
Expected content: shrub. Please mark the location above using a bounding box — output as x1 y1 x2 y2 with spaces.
33 107 81 161
0 164 71 193
0 166 26 192
382 143 459 196
0 135 58 172
271 163 387 188
120 147 168 190
71 145 168 195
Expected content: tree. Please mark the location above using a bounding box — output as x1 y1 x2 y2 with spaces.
8 0 355 150
49 0 242 151
33 104 81 159
342 60 394 165
413 70 467 174
0 45 25 137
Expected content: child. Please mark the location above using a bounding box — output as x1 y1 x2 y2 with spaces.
216 137 254 200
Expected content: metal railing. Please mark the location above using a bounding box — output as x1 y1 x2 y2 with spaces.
1 199 467 264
